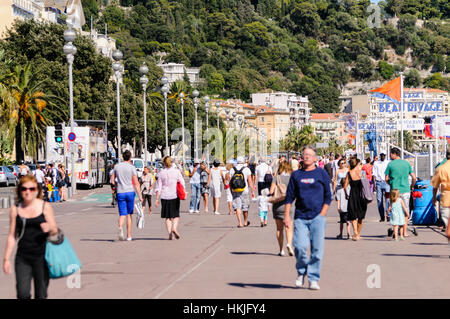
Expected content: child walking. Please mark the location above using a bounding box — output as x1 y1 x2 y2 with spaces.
336 178 351 239
254 188 269 227
387 189 409 241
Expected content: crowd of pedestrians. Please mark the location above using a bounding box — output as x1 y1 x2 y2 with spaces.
4 146 450 299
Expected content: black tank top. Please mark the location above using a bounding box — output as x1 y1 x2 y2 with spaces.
15 202 47 257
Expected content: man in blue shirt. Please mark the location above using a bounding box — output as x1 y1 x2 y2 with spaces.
284 146 332 290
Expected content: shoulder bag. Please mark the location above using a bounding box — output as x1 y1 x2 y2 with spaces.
269 175 287 204
360 170 373 203
45 228 82 279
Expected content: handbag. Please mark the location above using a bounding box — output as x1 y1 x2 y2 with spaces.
177 181 186 200
135 202 145 229
269 175 287 204
45 229 82 279
360 171 373 203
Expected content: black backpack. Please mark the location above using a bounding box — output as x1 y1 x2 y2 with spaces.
230 167 246 193
264 172 273 184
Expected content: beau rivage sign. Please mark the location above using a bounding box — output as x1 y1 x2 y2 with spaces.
373 92 444 113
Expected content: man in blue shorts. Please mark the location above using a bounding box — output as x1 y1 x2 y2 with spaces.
110 150 143 241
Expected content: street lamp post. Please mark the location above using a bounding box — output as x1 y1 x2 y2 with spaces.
161 76 169 156
215 102 221 130
204 96 210 164
179 92 185 170
139 62 149 166
193 90 199 160
112 49 123 162
63 26 77 196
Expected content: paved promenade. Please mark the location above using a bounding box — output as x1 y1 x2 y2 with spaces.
0 185 449 299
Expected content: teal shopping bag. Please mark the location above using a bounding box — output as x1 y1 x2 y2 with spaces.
45 236 82 279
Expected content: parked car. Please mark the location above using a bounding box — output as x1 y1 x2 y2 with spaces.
131 158 145 178
7 165 20 178
0 166 18 187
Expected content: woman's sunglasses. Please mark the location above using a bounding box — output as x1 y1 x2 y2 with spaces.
20 186 37 192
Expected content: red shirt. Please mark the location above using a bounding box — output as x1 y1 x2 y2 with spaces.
362 164 373 180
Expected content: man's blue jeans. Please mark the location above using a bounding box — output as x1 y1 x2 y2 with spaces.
375 181 390 220
190 183 201 211
293 214 326 283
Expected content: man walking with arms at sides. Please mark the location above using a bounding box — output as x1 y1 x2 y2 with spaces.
324 155 334 180
385 148 416 237
230 156 255 228
373 153 390 222
432 149 450 232
284 146 332 290
110 150 143 241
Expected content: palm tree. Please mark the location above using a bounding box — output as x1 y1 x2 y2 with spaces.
5 64 66 162
298 125 319 148
397 131 417 153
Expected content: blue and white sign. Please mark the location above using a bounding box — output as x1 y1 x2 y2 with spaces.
378 101 443 113
397 119 424 130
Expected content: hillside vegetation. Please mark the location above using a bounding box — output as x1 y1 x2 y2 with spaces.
83 0 449 112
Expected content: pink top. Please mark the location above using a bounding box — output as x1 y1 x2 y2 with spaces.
155 167 185 200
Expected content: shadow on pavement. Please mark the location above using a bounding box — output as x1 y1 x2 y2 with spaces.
382 253 449 259
412 242 449 246
80 239 115 242
228 283 296 289
132 237 168 241
231 251 279 256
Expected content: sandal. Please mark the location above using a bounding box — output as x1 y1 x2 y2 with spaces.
172 231 180 240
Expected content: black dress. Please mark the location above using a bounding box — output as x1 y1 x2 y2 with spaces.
347 172 367 221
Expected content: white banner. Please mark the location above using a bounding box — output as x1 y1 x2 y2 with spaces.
396 119 424 131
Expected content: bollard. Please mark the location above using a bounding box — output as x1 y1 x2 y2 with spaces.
2 197 9 209
67 187 73 199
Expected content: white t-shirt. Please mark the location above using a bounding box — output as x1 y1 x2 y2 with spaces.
256 195 269 212
373 160 390 182
230 164 252 194
256 163 270 183
34 169 45 184
336 186 350 213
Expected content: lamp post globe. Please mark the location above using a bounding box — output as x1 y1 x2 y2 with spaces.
64 28 76 43
161 75 169 85
139 75 148 86
139 62 149 75
112 61 121 72
112 50 123 61
193 89 199 98
63 42 75 55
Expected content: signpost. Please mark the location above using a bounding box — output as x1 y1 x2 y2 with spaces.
68 132 76 142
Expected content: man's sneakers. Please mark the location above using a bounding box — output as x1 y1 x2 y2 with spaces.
309 281 320 290
189 209 194 214
118 228 125 241
295 275 304 287
295 275 320 290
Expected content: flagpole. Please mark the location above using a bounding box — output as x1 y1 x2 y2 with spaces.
400 73 404 159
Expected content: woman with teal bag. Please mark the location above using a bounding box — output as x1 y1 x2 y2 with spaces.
3 175 58 299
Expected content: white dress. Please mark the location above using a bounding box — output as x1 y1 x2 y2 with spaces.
211 168 223 198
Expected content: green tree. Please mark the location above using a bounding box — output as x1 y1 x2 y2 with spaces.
4 64 65 162
352 55 374 80
378 61 395 80
404 68 422 87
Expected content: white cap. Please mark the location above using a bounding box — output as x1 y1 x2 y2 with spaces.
237 156 245 164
